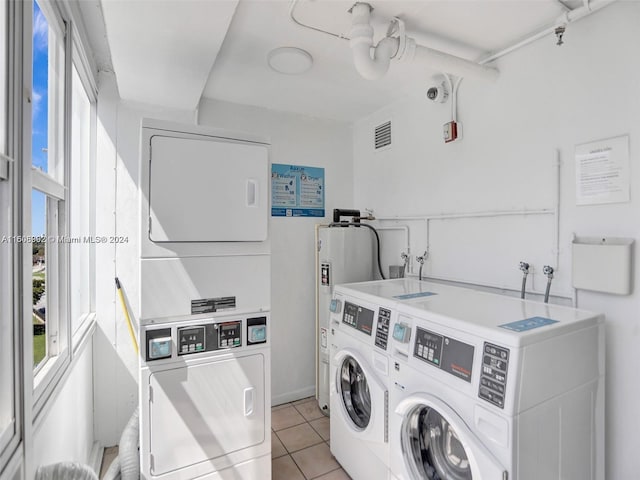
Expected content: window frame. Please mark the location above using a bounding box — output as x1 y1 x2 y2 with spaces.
0 0 25 470
29 0 71 415
1 0 99 474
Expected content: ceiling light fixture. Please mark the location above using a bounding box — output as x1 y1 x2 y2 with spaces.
267 47 313 75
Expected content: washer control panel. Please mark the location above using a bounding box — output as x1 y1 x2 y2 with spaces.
144 315 269 362
342 302 374 336
374 308 391 350
175 321 242 356
178 326 206 355
217 321 242 348
413 327 474 383
478 342 510 408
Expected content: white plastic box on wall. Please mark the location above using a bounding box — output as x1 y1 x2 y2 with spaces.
572 236 634 295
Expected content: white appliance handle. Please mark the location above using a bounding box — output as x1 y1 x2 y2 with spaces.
246 179 258 207
244 387 255 416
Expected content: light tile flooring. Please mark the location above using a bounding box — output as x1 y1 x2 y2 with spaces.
271 397 350 480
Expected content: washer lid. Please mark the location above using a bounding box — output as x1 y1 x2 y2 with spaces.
396 393 506 479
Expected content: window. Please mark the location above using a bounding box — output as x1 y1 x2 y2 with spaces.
2 0 97 472
69 65 94 334
30 0 68 388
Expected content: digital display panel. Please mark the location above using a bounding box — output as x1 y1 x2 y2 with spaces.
414 327 474 383
342 302 374 336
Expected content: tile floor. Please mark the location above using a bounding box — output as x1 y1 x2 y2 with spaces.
99 445 118 478
271 397 350 480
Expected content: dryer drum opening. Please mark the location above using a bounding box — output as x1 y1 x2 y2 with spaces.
402 406 472 480
339 356 372 429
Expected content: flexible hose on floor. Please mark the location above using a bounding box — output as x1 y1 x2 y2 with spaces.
34 463 98 480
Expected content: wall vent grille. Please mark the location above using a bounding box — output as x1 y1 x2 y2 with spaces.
374 121 392 150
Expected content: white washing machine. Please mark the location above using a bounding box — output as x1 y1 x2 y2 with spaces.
387 288 605 480
329 279 460 480
139 312 271 480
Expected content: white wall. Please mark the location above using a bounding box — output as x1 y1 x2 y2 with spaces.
198 98 354 404
94 72 195 446
353 3 639 478
32 342 94 469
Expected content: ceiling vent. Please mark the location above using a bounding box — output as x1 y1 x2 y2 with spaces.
374 120 392 150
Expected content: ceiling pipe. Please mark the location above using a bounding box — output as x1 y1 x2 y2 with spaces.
349 3 398 80
349 2 498 82
479 0 616 64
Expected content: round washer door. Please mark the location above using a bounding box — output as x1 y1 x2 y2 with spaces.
338 354 372 429
396 393 506 480
402 405 471 479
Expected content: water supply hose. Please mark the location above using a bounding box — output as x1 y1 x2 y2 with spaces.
543 266 554 304
417 251 427 281
519 262 530 299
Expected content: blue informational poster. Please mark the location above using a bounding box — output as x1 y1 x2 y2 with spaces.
271 164 325 217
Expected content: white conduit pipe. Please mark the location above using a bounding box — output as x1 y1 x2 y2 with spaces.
480 0 616 64
349 3 397 80
349 2 498 82
412 44 499 82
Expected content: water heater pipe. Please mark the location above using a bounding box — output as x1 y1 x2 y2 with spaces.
349 2 498 82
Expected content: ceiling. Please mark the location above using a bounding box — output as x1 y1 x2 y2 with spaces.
86 0 592 121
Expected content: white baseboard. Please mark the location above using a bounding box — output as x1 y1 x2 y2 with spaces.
271 386 316 407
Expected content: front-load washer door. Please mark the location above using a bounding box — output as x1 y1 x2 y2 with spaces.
396 393 506 479
340 354 372 429
334 347 386 442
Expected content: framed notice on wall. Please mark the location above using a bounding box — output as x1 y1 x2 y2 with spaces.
575 135 630 206
271 164 325 217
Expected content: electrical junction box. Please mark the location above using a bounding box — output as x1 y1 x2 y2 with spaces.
572 236 634 294
444 121 460 143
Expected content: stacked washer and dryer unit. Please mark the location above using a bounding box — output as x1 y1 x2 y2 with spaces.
329 279 605 480
138 119 272 480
